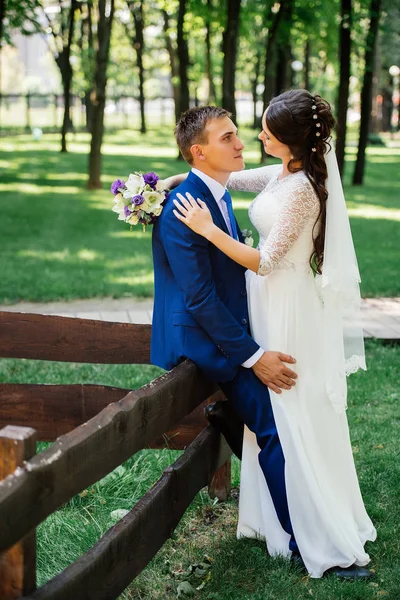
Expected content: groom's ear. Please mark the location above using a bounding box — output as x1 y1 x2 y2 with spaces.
190 144 205 162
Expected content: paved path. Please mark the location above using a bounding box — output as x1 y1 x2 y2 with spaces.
1 297 400 340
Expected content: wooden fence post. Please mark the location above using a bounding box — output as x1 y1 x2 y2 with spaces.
0 426 37 599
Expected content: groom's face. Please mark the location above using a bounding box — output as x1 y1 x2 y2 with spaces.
191 117 245 174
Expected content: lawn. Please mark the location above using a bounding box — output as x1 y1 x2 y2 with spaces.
0 339 398 599
0 128 399 598
0 129 399 302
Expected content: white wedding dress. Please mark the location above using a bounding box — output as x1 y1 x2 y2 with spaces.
228 165 376 578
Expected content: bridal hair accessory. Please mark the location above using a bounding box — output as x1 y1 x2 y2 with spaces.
316 140 366 413
311 101 321 151
111 171 169 232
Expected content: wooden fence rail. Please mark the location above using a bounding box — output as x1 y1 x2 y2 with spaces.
0 360 219 553
21 426 230 600
0 312 152 364
0 311 232 599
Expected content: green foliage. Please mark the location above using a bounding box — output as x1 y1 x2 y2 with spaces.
1 0 41 44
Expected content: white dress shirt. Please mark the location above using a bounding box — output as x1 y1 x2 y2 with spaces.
191 168 264 368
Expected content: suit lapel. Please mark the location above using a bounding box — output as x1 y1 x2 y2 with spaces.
187 171 231 236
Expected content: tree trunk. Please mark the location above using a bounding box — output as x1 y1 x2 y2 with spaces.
129 0 146 134
336 0 352 177
251 48 261 129
352 0 382 185
275 45 291 94
0 0 4 133
370 34 380 133
274 0 293 96
163 9 180 124
381 80 392 132
25 93 31 132
261 3 284 162
59 0 77 153
0 0 6 44
177 0 190 117
304 39 310 90
262 4 283 113
205 0 216 104
88 0 115 189
221 0 242 117
85 0 95 132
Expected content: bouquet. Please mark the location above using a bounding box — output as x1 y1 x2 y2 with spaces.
111 171 169 231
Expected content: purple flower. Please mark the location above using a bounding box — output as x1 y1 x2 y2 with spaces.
132 194 145 206
143 172 159 190
124 205 132 217
111 178 125 195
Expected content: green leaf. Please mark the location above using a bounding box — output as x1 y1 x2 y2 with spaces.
176 581 196 597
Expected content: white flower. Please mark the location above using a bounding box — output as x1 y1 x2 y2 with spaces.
118 210 127 221
244 236 254 247
124 173 145 197
143 190 164 207
152 206 163 217
127 213 139 226
156 179 166 192
112 193 126 214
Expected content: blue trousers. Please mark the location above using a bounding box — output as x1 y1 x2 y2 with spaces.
220 367 298 552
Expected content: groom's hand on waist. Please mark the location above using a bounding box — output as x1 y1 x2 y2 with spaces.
252 352 297 394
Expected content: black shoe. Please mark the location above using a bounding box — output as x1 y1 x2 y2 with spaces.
326 564 374 579
204 400 244 460
291 551 306 572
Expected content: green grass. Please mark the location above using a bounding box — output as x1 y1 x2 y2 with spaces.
0 130 399 303
1 340 399 599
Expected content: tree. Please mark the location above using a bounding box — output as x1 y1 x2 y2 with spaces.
205 0 216 104
259 1 284 161
77 0 96 132
0 0 41 134
88 0 115 189
235 0 271 128
41 0 78 152
261 2 284 113
275 0 294 95
353 0 382 185
60 0 77 152
0 0 6 43
161 4 180 123
125 0 146 133
378 0 400 132
0 0 40 45
221 0 241 116
177 0 190 116
336 0 352 176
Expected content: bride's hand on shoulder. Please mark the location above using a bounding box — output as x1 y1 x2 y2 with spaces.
173 192 215 239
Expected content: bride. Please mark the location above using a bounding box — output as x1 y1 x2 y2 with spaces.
171 89 376 578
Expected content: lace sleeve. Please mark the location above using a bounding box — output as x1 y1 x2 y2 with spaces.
258 178 319 276
227 164 280 193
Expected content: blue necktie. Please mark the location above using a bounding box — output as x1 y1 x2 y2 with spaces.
222 190 238 240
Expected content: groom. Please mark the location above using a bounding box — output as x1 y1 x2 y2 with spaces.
151 106 298 551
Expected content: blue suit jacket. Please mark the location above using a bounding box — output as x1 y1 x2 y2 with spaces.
151 171 260 382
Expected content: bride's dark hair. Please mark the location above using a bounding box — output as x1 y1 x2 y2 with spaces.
264 89 335 274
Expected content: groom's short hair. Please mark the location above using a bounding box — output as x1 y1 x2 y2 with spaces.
175 106 231 164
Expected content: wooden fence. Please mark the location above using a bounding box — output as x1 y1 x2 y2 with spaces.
0 311 232 599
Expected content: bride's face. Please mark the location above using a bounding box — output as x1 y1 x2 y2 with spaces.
258 111 291 162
